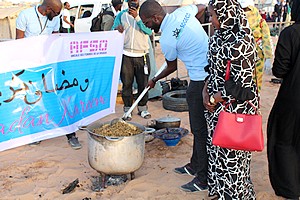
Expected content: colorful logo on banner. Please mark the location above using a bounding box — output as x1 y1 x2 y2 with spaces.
69 39 108 57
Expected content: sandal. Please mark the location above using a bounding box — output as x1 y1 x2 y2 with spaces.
140 110 151 119
123 113 132 121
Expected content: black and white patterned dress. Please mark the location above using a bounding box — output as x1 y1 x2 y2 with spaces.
206 0 259 199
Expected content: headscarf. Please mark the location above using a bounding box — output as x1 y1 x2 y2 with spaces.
208 0 257 87
209 0 256 63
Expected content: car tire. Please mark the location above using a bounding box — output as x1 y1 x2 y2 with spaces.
162 90 188 112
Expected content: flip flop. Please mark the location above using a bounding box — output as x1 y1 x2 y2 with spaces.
140 110 151 119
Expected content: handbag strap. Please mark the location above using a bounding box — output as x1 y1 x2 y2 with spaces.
254 65 261 108
225 60 231 81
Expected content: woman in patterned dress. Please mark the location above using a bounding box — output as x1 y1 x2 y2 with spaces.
203 0 259 199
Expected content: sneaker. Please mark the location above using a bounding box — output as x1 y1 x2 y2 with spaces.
180 177 208 192
173 163 196 176
68 136 82 150
139 110 151 119
28 141 41 146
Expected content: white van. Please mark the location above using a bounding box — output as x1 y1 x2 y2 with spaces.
68 0 112 33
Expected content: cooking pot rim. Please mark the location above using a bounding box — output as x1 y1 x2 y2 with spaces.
156 116 181 122
83 121 145 138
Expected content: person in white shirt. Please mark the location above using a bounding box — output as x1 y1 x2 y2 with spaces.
16 0 61 38
15 0 82 150
61 2 74 33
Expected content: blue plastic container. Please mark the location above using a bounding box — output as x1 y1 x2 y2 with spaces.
163 137 181 146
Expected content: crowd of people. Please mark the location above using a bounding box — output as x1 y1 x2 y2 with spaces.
256 0 292 24
14 0 299 199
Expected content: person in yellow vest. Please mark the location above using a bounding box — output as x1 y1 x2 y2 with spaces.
238 0 273 93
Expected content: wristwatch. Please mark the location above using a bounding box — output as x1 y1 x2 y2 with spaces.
210 95 216 105
151 77 157 83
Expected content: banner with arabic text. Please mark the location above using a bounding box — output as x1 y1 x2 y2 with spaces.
0 31 124 151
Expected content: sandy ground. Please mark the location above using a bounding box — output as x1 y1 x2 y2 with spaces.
0 43 284 200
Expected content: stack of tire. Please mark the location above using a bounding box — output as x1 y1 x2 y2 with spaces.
160 78 189 112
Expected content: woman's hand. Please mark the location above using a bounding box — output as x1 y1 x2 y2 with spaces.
203 82 216 112
213 91 223 103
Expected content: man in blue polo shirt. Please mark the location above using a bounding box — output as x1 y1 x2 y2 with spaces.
140 0 209 192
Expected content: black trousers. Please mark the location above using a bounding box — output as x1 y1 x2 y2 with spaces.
66 132 75 139
186 80 208 184
61 27 70 33
120 54 150 107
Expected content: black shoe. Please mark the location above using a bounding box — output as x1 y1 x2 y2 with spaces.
180 177 208 192
270 78 282 84
28 141 41 146
173 163 196 176
68 136 82 150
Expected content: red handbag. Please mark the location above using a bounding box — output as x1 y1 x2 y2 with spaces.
212 103 264 151
212 61 264 151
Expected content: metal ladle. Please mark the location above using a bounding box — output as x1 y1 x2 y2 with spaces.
110 62 167 125
110 86 150 125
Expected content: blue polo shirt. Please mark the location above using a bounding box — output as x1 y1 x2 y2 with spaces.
160 5 209 81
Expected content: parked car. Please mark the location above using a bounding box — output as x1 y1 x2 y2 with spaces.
68 0 112 33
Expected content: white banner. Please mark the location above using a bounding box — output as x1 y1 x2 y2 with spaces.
0 31 124 151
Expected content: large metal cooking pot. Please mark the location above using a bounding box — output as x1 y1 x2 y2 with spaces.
149 115 181 129
82 121 145 175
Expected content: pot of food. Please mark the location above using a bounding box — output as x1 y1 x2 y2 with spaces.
81 121 145 175
148 115 181 129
